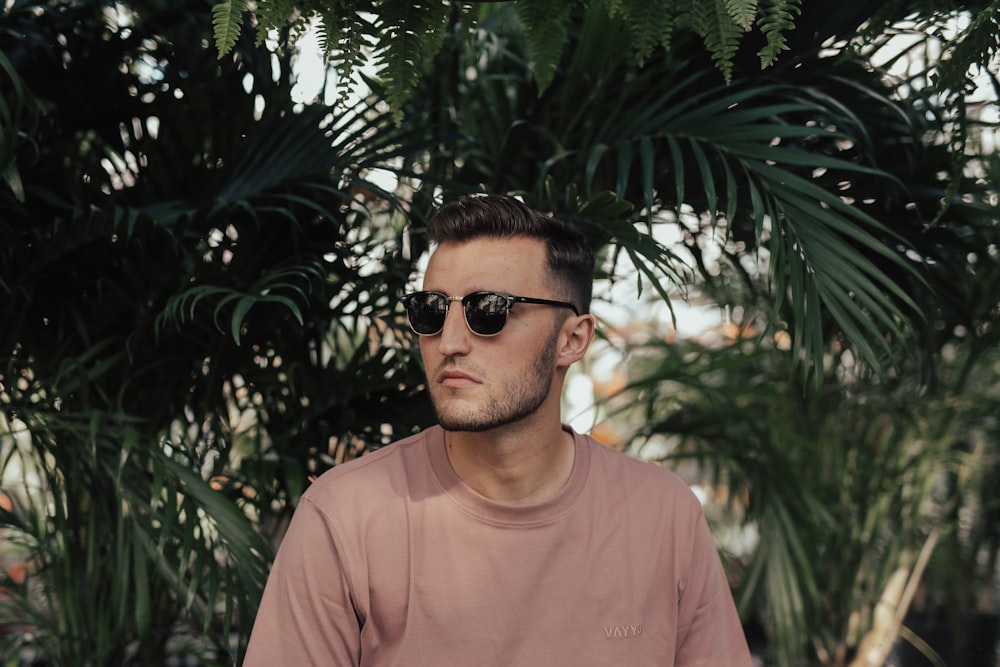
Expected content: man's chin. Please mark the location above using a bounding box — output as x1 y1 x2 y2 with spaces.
437 416 495 433
435 406 501 433
436 407 533 433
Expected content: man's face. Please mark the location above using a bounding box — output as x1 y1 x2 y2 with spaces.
418 236 566 432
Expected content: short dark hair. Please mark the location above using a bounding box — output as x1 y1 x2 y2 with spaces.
428 195 595 314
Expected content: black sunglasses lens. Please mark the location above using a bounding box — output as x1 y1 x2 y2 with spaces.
464 292 509 335
406 293 447 334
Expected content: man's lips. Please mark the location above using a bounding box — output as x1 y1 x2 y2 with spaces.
437 369 480 388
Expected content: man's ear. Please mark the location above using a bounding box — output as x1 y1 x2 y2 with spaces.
556 314 596 368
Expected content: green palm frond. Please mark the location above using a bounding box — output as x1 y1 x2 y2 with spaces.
146 455 271 647
551 185 694 308
603 330 983 665
157 261 328 344
440 6 939 376
0 410 269 664
0 52 37 204
603 0 627 16
593 78 921 370
745 499 815 661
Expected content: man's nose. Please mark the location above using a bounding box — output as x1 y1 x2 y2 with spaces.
436 301 472 354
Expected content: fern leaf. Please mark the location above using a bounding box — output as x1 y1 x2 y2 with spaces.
691 0 744 83
687 1 714 53
672 0 695 36
934 0 1000 94
374 2 452 119
514 0 573 94
756 0 801 69
600 0 629 19
615 0 677 65
725 0 757 31
212 0 251 58
254 0 306 47
315 2 379 106
414 3 451 76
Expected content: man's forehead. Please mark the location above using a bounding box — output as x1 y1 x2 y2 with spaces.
422 237 549 288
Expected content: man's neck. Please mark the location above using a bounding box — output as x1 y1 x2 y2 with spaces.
443 421 576 506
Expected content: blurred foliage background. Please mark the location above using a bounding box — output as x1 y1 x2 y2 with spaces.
0 0 997 665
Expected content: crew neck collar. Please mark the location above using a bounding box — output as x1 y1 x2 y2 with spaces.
424 424 592 526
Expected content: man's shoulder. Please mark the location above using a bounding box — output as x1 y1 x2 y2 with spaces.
581 433 701 506
301 427 438 503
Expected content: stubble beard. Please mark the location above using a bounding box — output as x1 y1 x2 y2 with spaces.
431 328 560 433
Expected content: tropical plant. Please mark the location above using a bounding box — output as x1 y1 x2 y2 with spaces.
600 311 999 666
588 109 998 665
0 410 270 665
403 1 952 378
399 1 997 664
208 0 1000 377
3 0 997 664
210 0 1000 144
0 0 437 661
211 0 807 112
580 24 1000 665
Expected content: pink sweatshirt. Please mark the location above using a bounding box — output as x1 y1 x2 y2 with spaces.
244 426 753 666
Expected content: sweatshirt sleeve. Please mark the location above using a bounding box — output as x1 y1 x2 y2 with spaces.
674 508 754 667
243 497 362 667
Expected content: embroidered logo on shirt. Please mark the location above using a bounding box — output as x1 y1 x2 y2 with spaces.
604 624 643 639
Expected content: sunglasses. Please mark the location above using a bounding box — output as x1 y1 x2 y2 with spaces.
401 291 580 337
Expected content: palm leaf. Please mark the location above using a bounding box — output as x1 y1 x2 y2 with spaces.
0 51 36 203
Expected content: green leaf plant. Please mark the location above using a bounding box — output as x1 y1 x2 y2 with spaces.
590 111 999 666
210 0 1000 127
0 408 269 665
596 168 998 663
211 0 805 110
407 1 966 381
0 0 436 661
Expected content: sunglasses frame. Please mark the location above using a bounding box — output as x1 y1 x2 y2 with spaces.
402 290 580 337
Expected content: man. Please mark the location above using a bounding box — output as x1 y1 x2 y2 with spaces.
243 195 754 666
